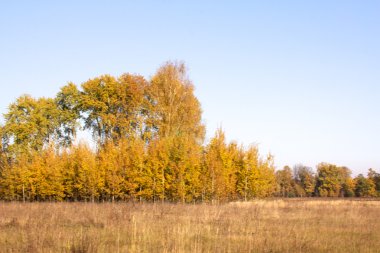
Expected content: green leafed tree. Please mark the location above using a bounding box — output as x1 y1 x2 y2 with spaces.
316 163 353 197
293 164 316 197
79 74 149 144
354 174 376 197
55 82 81 146
2 95 62 154
368 168 380 196
276 166 296 197
2 93 80 155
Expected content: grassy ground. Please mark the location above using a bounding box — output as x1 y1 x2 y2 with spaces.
0 199 379 253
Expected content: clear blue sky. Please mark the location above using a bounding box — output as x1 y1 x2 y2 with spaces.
1 1 379 175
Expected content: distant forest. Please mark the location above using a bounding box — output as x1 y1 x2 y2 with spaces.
0 62 379 202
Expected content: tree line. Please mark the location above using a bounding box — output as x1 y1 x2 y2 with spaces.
276 164 379 198
0 62 379 202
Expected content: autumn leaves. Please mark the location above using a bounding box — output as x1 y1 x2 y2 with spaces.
2 62 376 202
0 62 276 202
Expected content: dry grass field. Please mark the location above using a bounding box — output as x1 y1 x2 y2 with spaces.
0 199 379 253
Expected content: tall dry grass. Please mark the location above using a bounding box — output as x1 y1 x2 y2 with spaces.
0 199 379 252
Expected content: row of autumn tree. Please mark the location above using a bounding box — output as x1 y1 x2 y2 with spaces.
276 165 380 198
0 62 379 202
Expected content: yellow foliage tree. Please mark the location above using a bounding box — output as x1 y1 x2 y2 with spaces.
62 144 100 201
144 138 171 202
148 62 205 142
203 129 238 202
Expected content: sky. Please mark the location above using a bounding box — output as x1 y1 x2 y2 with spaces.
0 1 379 175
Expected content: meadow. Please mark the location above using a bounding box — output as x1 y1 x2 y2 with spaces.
0 199 379 253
